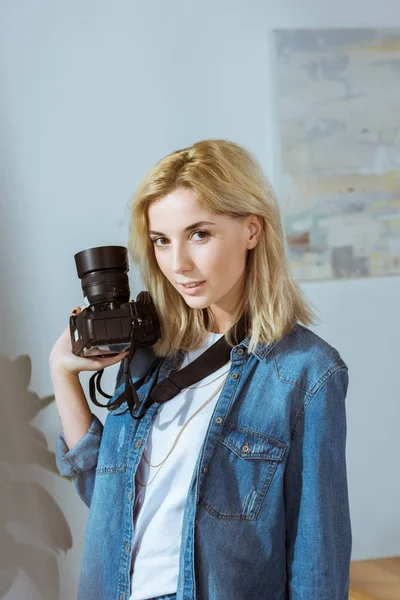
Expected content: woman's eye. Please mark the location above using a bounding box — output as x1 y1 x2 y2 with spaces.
151 230 209 247
152 237 168 247
192 230 209 241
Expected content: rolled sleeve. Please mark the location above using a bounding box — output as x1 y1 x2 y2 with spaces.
56 413 104 477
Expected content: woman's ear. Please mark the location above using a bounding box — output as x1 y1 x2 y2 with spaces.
247 215 263 249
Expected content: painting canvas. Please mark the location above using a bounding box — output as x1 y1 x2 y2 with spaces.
274 29 400 281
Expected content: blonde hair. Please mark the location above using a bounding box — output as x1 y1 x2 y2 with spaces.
128 139 317 358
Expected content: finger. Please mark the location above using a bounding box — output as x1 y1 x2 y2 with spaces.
107 350 130 365
95 349 129 361
88 351 129 371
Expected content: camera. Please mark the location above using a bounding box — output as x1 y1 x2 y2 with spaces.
69 245 161 358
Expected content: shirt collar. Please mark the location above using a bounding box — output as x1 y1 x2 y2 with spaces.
170 331 283 368
240 335 279 361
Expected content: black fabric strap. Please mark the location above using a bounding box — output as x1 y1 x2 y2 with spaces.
89 313 247 420
129 313 247 419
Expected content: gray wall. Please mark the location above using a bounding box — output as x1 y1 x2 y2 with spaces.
1 1 399 598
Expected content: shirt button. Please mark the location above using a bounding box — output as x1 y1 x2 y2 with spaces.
125 542 130 553
127 491 132 501
242 445 250 453
215 417 223 424
203 467 208 473
231 373 239 379
120 596 125 600
135 440 142 449
237 348 244 355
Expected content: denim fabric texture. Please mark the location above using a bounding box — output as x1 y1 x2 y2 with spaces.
56 323 352 600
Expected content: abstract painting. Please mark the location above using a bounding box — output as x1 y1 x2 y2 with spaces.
274 29 400 281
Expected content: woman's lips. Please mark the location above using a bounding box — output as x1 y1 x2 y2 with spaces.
179 281 206 295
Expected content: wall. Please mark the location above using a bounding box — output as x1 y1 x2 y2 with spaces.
1 1 399 598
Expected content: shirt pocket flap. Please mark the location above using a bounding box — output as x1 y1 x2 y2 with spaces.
219 423 286 461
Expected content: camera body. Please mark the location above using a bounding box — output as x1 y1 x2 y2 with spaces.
70 246 161 358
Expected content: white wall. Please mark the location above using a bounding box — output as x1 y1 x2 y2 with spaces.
1 1 399 598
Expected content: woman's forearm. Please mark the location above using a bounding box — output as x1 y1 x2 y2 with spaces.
51 371 93 451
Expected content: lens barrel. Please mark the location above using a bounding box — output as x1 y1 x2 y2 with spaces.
74 246 130 305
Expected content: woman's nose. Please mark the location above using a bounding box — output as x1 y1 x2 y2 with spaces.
172 246 193 273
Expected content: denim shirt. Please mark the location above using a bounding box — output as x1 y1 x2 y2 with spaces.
56 323 351 600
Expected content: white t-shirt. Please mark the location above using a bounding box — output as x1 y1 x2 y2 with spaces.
129 331 230 600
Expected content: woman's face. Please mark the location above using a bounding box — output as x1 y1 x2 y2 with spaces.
148 187 261 333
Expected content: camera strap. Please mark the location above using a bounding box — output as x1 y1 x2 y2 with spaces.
89 313 247 420
124 313 247 419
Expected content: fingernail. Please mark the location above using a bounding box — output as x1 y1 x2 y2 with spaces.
71 309 78 315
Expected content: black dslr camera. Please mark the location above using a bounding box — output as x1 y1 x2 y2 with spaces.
69 246 162 418
70 245 161 359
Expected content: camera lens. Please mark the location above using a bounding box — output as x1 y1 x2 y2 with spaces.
74 246 130 306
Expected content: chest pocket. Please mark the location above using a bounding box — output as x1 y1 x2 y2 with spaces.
199 422 287 521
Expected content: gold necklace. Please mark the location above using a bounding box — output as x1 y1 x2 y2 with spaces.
144 366 229 468
185 347 229 389
135 377 227 487
144 351 230 466
136 349 230 487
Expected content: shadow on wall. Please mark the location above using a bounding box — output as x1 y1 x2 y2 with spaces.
0 354 72 599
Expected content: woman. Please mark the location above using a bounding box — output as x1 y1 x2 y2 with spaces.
50 139 351 600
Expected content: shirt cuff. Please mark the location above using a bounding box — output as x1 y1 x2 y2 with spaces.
56 413 104 476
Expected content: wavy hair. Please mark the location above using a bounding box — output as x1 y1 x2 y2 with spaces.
128 139 317 358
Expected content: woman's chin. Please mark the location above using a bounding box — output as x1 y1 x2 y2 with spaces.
181 293 210 308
